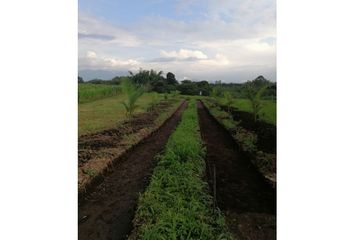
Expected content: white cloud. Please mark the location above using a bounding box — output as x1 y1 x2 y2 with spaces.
86 51 97 59
200 53 230 66
78 0 276 82
79 12 140 47
161 49 208 60
79 51 139 70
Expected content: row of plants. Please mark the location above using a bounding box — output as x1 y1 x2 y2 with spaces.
129 101 232 240
78 83 122 104
211 76 276 125
204 99 276 186
78 99 184 196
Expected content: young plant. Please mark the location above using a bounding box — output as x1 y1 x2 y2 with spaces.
223 91 233 113
244 82 268 122
211 85 223 100
170 90 180 97
147 92 159 112
121 79 145 118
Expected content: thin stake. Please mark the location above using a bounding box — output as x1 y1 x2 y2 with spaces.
213 164 217 212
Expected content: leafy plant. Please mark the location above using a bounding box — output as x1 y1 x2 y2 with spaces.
121 79 145 118
244 82 268 122
170 90 180 97
83 168 97 177
234 128 258 152
147 93 159 112
223 91 233 113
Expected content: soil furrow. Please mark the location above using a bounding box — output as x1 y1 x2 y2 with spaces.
78 101 187 240
197 101 276 240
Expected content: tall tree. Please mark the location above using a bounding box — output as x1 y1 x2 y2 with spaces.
166 72 178 85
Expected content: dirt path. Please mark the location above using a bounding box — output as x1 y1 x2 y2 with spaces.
78 101 187 240
197 101 276 240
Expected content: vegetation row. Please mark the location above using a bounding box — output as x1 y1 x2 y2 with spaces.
129 100 232 240
203 99 276 185
79 69 276 99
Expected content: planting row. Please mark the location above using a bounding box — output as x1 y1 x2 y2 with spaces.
129 100 232 240
78 99 184 196
203 99 276 187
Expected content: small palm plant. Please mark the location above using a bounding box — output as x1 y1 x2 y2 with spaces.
244 82 268 122
223 91 233 113
147 92 159 112
121 79 145 118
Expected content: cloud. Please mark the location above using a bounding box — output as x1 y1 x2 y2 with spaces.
78 33 115 41
134 0 275 44
150 49 229 66
79 12 140 47
78 0 276 82
79 51 139 70
86 51 97 59
160 49 207 60
200 53 230 66
151 49 208 62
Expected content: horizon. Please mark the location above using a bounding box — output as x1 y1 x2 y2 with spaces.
79 0 276 83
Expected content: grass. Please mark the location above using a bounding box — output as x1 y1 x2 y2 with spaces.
231 98 276 125
78 83 121 104
78 93 165 136
130 100 232 240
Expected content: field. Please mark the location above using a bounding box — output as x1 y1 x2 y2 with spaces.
226 98 276 125
79 83 121 104
79 92 166 136
78 86 276 240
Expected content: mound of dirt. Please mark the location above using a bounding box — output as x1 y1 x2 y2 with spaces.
228 108 276 154
197 101 276 240
78 102 188 240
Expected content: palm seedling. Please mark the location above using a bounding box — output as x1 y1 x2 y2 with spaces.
121 79 145 118
244 82 268 122
223 91 233 113
147 92 159 112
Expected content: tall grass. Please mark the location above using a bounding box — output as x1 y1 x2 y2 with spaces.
78 83 121 104
130 101 232 240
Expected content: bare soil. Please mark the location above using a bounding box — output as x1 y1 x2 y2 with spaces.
78 101 187 240
197 101 276 240
78 100 173 166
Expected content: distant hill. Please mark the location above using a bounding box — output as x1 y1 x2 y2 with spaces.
78 69 129 81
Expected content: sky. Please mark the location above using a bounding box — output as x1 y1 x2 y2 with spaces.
78 0 276 82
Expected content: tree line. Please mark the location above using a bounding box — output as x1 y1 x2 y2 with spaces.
78 69 276 99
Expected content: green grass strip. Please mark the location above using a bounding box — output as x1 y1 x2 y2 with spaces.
130 100 232 240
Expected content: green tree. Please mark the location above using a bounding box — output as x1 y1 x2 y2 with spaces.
166 72 178 85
